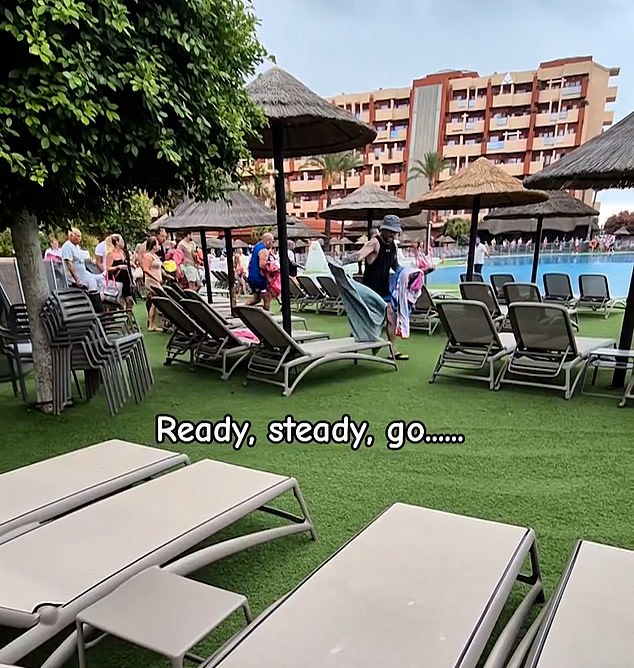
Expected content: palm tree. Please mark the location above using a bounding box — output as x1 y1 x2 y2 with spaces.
339 150 364 196
408 151 449 251
242 160 272 203
303 151 361 249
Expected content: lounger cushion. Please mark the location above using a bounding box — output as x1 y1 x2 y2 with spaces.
298 337 388 356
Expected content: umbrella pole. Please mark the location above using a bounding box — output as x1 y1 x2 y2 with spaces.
466 195 481 281
199 231 213 303
272 123 292 333
224 229 235 316
367 211 372 238
531 215 544 284
613 267 634 388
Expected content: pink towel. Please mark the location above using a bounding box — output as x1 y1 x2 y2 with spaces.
233 328 259 344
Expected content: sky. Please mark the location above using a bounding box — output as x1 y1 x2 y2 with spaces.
250 0 634 224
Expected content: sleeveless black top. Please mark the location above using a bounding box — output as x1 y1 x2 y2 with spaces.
362 235 398 298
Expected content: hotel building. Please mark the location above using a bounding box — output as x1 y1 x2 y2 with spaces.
259 56 618 228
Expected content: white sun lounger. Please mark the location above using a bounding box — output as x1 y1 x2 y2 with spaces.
507 540 634 667
235 305 396 396
0 459 316 668
203 503 544 668
0 439 189 541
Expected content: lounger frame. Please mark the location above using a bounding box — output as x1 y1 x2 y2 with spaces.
497 302 614 399
0 461 317 668
236 305 396 396
0 440 189 542
203 503 544 668
431 300 515 389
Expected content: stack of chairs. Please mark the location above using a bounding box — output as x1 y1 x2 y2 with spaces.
40 289 153 415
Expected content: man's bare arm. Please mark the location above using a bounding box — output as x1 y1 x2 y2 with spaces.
258 248 269 271
357 238 378 263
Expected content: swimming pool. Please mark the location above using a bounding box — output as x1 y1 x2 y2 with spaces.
427 253 634 295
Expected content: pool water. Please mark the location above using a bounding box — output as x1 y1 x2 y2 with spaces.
427 253 634 296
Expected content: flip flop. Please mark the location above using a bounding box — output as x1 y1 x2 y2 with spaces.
394 353 409 360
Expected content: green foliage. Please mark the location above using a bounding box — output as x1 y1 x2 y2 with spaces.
0 0 268 224
408 151 449 186
604 210 634 235
443 217 470 242
303 151 362 188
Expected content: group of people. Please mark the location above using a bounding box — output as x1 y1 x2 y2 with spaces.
44 228 136 311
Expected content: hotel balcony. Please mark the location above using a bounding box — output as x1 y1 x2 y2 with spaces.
463 120 485 134
382 149 405 163
560 84 582 98
294 158 322 172
443 142 482 158
374 107 397 122
553 134 577 148
602 110 614 126
392 106 410 120
290 178 324 192
606 86 617 103
498 163 525 177
490 115 531 131
500 138 528 153
538 88 562 104
448 97 486 113
534 108 579 127
492 92 533 107
381 171 402 185
528 160 545 174
298 200 320 214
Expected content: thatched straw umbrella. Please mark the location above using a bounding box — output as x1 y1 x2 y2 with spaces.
483 190 599 282
411 157 548 279
525 111 634 387
158 190 277 307
319 183 413 237
246 66 376 332
614 226 631 236
435 235 456 245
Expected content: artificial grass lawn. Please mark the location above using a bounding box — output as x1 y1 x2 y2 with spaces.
1 302 633 667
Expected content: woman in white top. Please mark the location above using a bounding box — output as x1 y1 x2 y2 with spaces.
44 233 63 263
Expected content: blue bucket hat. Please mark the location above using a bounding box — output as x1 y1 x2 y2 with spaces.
379 214 402 234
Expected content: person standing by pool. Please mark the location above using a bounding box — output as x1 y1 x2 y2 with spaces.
247 232 274 310
474 237 488 274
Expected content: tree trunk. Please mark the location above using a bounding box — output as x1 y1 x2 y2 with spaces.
324 185 332 253
10 212 54 412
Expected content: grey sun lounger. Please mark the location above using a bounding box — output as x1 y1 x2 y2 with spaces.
507 540 634 668
431 300 516 389
0 458 316 668
203 503 544 668
498 302 615 399
459 281 509 330
0 439 188 541
577 274 626 319
504 283 579 330
235 305 396 396
410 285 441 335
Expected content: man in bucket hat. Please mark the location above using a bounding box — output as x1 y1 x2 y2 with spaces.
358 214 401 300
357 214 410 360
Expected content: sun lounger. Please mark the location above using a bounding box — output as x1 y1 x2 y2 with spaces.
459 281 509 330
504 283 579 330
410 284 441 335
431 300 516 389
0 440 188 542
315 276 345 315
497 302 615 399
577 274 626 319
0 458 316 668
507 540 634 668
203 502 544 668
235 305 396 396
490 273 515 304
542 273 578 308
296 275 326 311
460 272 484 283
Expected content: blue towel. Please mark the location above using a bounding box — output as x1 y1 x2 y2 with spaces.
328 262 386 342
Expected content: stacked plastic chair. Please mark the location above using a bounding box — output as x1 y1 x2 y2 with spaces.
40 289 153 415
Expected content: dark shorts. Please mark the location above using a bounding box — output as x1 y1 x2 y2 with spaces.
248 278 268 294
